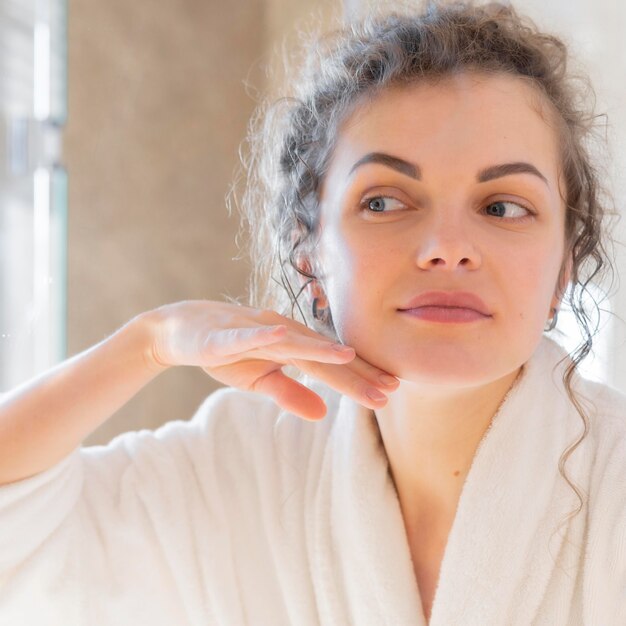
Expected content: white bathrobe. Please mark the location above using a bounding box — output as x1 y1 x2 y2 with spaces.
0 335 624 625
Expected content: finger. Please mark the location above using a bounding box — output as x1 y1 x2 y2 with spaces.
262 321 399 392
340 355 400 390
252 368 328 421
206 325 289 357
292 357 400 410
209 327 357 366
297 348 400 390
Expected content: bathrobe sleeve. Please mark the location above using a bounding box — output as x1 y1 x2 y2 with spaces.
0 385 283 626
0 443 83 574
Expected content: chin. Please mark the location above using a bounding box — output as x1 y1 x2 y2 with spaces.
359 340 505 385
385 354 482 382
396 365 496 388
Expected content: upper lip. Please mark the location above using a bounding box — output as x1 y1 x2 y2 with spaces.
399 291 492 316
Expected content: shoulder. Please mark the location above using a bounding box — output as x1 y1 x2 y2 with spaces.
80 386 291 488
564 376 626 489
573 377 626 523
574 376 626 443
77 383 340 522
575 380 626 605
183 378 342 469
84 378 342 477
532 337 625 448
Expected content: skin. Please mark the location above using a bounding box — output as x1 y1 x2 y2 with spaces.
307 72 572 540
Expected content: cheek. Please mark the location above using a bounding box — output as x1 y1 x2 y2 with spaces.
320 230 390 326
501 244 562 322
319 231 351 300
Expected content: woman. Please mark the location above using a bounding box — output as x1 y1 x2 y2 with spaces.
0 1 624 625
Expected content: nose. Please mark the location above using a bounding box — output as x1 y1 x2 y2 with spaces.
415 213 481 271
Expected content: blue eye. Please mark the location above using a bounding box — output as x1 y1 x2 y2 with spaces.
360 195 405 213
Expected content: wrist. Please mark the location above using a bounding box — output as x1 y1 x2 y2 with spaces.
130 309 172 375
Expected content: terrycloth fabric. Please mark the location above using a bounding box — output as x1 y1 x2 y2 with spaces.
0 335 624 626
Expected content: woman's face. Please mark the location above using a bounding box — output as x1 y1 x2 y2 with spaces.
315 72 570 385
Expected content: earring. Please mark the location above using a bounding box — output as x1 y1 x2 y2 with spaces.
544 307 559 332
312 297 330 324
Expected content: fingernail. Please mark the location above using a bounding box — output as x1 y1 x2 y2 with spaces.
378 374 398 386
366 388 387 402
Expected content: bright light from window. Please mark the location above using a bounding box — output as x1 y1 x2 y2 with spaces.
33 21 50 120
549 282 614 383
33 166 51 372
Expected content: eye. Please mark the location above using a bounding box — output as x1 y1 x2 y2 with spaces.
360 195 407 213
483 200 535 222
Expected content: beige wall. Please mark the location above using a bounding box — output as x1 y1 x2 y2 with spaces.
65 0 340 446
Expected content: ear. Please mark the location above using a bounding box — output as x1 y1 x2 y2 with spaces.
295 254 328 305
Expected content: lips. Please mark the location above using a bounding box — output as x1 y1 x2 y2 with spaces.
399 291 492 316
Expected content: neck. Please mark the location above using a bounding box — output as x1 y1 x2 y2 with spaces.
373 366 523 524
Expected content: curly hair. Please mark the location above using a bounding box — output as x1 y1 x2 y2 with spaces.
229 0 619 529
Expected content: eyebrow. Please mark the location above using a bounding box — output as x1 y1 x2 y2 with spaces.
348 151 550 188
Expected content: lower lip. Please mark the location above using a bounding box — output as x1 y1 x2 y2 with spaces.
399 306 490 323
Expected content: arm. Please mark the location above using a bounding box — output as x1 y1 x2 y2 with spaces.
0 312 166 485
0 299 398 487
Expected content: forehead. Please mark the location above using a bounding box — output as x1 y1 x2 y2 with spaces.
321 72 562 197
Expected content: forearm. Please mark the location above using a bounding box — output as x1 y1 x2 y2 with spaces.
0 312 167 485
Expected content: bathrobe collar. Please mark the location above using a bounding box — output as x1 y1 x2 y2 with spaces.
309 336 584 625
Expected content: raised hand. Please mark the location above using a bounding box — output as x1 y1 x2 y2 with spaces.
145 300 400 421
